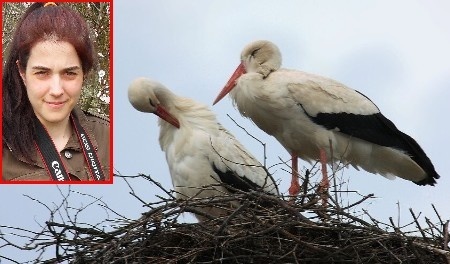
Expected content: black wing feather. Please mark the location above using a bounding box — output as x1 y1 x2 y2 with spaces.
212 164 266 193
307 110 439 185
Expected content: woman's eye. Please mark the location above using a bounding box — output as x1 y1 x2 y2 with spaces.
63 71 79 79
35 71 48 76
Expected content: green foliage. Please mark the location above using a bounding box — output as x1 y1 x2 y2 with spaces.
2 2 110 118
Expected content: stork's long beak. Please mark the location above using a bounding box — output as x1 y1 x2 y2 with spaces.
155 105 180 128
213 62 246 105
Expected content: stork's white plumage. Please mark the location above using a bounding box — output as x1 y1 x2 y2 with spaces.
128 77 279 221
213 40 440 199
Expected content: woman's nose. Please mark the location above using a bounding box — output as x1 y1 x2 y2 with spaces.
49 75 64 96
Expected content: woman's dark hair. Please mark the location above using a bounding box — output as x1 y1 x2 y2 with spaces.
2 3 96 161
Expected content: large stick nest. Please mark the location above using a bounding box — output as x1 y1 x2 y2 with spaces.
32 174 448 264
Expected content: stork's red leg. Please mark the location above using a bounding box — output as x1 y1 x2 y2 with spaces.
318 149 329 206
288 154 301 196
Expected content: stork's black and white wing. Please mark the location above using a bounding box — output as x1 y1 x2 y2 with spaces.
286 73 439 185
209 125 279 195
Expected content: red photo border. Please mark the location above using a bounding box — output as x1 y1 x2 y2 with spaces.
0 0 114 184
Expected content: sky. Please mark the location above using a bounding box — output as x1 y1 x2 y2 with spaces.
2 0 450 262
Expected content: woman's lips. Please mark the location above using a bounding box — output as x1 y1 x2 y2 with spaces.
46 101 67 109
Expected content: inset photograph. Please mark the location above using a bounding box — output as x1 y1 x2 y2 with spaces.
1 2 112 183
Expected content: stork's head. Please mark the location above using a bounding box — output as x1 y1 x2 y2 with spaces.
128 77 180 128
213 40 282 105
241 40 282 77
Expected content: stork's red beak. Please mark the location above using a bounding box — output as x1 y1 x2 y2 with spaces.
213 62 246 105
155 105 180 128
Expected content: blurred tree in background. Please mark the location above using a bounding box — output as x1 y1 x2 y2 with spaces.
2 2 110 117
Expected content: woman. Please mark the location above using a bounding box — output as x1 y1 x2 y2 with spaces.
2 2 110 181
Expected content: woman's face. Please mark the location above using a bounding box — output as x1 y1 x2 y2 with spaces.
19 40 83 127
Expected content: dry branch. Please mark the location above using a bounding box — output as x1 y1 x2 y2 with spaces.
1 173 447 264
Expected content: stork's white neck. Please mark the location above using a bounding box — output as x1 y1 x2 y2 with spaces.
158 94 218 152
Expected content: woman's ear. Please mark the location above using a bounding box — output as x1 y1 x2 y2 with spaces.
16 60 26 83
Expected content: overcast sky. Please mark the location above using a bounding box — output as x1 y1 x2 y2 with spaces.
2 0 450 261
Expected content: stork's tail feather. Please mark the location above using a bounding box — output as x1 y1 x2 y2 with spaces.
414 171 440 186
396 132 440 186
374 114 440 186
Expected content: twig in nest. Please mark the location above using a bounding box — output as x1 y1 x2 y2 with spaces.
410 208 428 241
444 220 449 251
301 169 310 205
227 113 267 167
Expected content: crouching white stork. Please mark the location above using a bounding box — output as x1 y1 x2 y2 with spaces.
213 40 440 202
128 77 279 221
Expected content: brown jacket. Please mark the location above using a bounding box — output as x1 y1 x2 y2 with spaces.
2 107 110 182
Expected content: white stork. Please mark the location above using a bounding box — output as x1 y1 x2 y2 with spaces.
128 77 279 221
213 40 440 199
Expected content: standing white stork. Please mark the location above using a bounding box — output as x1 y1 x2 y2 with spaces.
213 40 440 200
128 77 279 221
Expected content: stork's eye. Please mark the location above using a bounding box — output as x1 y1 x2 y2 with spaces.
149 98 156 107
250 48 261 57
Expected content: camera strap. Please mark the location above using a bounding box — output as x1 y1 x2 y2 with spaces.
34 114 105 181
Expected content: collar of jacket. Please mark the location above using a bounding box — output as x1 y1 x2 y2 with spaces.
5 106 99 168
